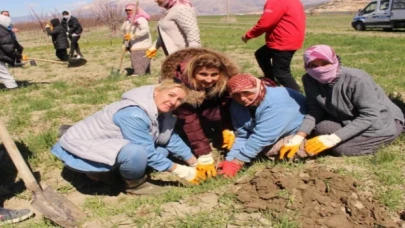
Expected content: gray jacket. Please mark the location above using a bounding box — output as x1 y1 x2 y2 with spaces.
299 66 404 141
59 85 176 165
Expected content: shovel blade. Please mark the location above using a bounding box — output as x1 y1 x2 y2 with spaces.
29 60 37 66
68 58 87 68
31 186 85 228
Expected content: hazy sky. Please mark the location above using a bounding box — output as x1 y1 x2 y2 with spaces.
1 0 89 18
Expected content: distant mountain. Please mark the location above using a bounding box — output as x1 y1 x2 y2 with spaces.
77 0 334 16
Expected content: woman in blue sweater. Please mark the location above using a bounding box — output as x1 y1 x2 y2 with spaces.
217 73 306 177
51 79 206 195
279 44 404 159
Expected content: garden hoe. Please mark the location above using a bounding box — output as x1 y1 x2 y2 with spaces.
24 56 87 68
0 119 86 228
111 0 139 76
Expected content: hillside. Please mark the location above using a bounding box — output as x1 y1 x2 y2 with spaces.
308 0 370 13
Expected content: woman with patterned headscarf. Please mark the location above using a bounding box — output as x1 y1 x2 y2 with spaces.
217 73 306 177
145 0 201 58
279 44 404 160
122 4 152 76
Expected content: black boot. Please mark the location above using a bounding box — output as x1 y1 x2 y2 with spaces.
123 176 169 195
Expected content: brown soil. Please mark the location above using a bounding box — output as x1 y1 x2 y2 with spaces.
234 166 400 228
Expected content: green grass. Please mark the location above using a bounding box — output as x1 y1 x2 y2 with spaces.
1 13 405 227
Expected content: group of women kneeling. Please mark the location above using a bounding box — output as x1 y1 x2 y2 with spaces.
51 45 404 195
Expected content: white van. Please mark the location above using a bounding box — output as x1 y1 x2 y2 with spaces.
352 0 405 31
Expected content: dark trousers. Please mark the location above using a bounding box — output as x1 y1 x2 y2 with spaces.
69 35 82 57
56 49 69 61
254 45 300 91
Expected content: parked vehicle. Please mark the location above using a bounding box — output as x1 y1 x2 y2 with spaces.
352 0 405 31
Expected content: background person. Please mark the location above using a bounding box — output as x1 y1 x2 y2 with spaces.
241 0 306 92
51 80 207 195
1 10 24 67
217 73 306 177
146 0 201 58
61 11 83 59
160 48 239 178
0 15 22 90
279 44 404 159
122 4 152 76
45 18 69 61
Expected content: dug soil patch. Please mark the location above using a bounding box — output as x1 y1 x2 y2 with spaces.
234 166 400 228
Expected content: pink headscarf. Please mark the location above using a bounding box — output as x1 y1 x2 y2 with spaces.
161 0 192 9
303 45 340 84
125 4 150 21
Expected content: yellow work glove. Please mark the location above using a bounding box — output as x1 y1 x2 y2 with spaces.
305 134 342 155
194 153 216 179
222 129 235 150
22 54 28 61
124 33 131 41
279 135 305 159
172 164 205 185
145 47 157 59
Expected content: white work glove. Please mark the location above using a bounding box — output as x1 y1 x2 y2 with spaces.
305 134 342 155
172 164 205 185
279 135 305 159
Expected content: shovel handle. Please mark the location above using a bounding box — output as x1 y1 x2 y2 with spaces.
0 119 42 192
27 58 68 65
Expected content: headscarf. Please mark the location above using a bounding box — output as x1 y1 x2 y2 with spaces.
0 14 11 28
125 4 151 21
161 0 192 9
227 73 268 107
303 44 340 84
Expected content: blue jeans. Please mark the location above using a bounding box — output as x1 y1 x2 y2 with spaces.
116 143 148 179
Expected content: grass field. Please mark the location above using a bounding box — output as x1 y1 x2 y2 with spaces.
1 14 405 227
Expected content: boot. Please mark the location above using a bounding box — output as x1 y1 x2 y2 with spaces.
123 176 169 196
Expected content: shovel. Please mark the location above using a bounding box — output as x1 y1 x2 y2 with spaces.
0 119 86 228
25 57 87 68
111 0 140 76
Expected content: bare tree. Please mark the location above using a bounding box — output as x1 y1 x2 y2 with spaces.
91 0 126 37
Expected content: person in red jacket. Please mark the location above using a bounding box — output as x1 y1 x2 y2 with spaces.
241 0 306 92
160 48 239 179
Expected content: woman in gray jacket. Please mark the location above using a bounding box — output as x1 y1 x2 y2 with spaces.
279 44 404 159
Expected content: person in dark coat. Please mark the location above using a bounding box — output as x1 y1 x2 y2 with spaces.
0 15 22 89
45 18 69 61
61 11 83 58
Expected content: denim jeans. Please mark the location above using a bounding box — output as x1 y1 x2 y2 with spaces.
254 45 300 91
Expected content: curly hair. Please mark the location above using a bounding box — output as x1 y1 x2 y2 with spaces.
160 48 239 106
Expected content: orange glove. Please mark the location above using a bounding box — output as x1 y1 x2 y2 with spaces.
22 54 28 61
222 129 235 150
145 48 157 59
279 135 305 159
195 153 216 179
124 33 131 41
172 164 205 185
305 134 342 155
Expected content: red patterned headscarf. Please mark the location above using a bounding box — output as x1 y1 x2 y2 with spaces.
125 4 150 21
227 73 276 107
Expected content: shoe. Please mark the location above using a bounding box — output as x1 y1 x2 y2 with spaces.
12 62 26 68
123 176 169 195
76 55 82 59
58 124 72 137
130 74 139 77
0 207 34 225
86 172 119 185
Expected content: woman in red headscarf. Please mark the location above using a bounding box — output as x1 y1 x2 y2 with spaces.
122 4 152 76
279 44 404 159
217 73 306 177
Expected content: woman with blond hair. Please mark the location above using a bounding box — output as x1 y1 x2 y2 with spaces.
122 4 152 76
51 79 205 195
160 47 239 178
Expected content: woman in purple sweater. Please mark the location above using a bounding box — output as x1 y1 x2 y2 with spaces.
160 47 239 179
